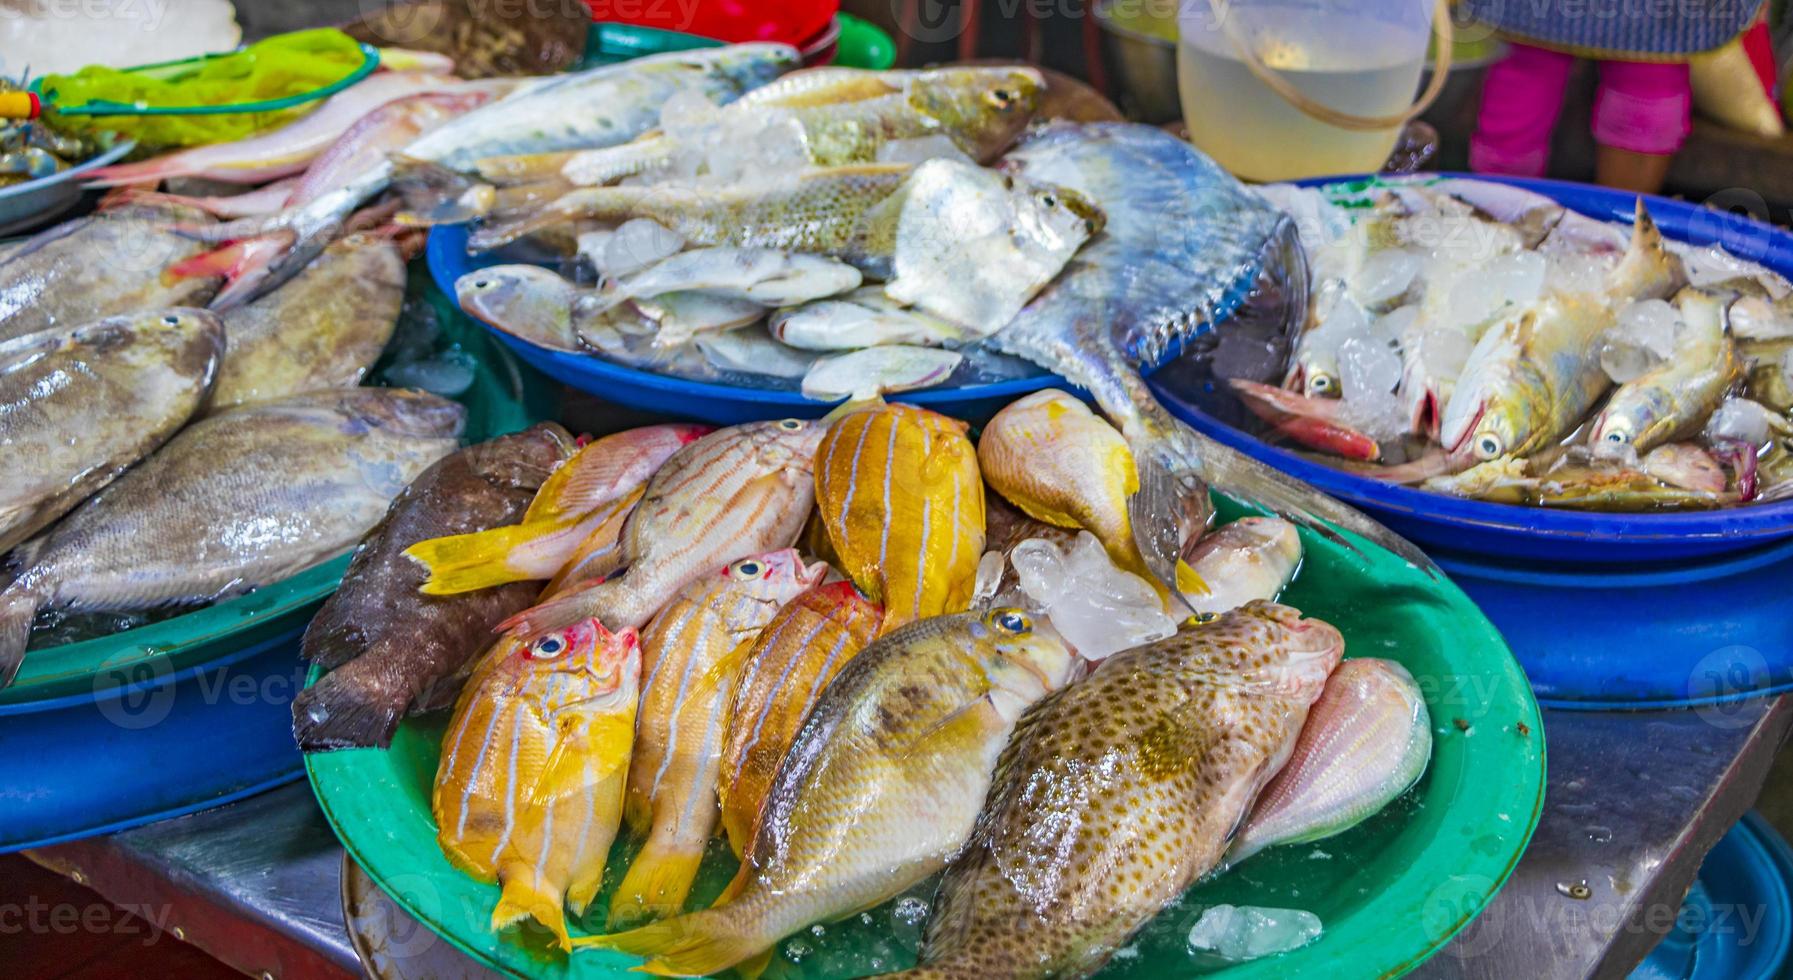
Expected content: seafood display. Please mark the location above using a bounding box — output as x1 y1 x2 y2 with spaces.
0 389 463 687
1240 176 1793 509
293 424 575 750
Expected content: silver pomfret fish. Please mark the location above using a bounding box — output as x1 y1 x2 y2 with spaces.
994 122 1435 585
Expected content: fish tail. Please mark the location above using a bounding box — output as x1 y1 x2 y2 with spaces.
0 586 42 689
578 907 771 977
403 523 561 595
496 581 612 640
290 664 408 751
1131 412 1440 579
606 837 705 929
391 156 497 227
492 867 572 951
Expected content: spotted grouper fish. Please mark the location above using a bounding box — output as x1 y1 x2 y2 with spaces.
898 601 1343 979
994 122 1435 590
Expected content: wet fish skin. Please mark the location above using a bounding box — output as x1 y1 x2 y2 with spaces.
1590 288 1746 457
291 424 575 751
993 122 1436 585
0 389 465 688
1179 517 1304 615
815 401 985 633
610 550 825 928
606 248 863 314
0 309 222 557
1442 201 1688 463
209 234 406 410
404 423 710 596
0 203 222 341
769 289 964 351
500 418 825 640
800 345 964 402
581 607 1077 977
904 601 1342 979
1226 657 1431 866
432 617 643 949
717 580 882 855
979 390 1148 582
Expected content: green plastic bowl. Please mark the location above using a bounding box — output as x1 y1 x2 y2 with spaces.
582 16 895 70
307 496 1545 979
0 278 553 707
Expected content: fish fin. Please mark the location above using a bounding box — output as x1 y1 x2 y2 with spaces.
497 581 612 640
1127 441 1204 617
531 714 633 808
735 948 776 980
403 522 564 595
689 637 759 705
392 156 497 226
1135 415 1439 579
493 867 572 951
576 909 768 978
1174 559 1211 599
474 150 579 184
895 696 1004 763
607 838 705 929
0 586 44 689
713 861 753 908
290 668 406 751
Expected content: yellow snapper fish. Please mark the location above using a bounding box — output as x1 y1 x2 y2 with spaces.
1439 201 1688 463
1590 288 1746 458
499 418 824 640
404 424 711 594
716 580 882 855
899 602 1342 979
977 389 1150 583
431 617 642 950
550 66 1044 187
815 401 985 634
579 607 1076 976
610 550 825 929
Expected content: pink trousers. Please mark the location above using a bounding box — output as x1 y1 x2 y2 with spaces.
1470 42 1691 177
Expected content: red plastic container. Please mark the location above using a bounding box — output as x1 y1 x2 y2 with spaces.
582 0 837 49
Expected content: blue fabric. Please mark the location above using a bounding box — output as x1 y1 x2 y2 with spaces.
1460 0 1763 58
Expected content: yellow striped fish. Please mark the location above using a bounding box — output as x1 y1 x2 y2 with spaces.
431 618 642 950
717 580 881 855
500 418 825 639
405 424 708 595
610 550 825 929
544 486 643 595
815 401 983 634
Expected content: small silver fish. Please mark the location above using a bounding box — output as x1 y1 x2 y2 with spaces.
800 345 963 402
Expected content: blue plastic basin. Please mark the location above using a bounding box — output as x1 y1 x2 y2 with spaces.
1630 812 1793 980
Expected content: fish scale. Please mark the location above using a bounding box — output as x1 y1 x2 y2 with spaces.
903 601 1342 980
815 402 984 635
717 581 882 855
610 551 822 930
433 618 642 950
499 418 823 640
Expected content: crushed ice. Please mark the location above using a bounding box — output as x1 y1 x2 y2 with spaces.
1186 905 1323 962
1010 531 1176 661
1705 397 1777 447
1600 299 1683 383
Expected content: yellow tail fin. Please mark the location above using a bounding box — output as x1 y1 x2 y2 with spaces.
607 839 704 930
574 908 770 978
492 869 571 951
405 524 541 595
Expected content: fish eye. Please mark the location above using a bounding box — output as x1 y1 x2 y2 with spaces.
1040 193 1058 209
1475 434 1505 460
777 418 804 431
1310 375 1334 393
732 559 763 579
472 279 490 289
532 635 565 657
991 610 1031 634
987 88 1013 108
161 314 180 326
1192 611 1220 625
1604 431 1629 444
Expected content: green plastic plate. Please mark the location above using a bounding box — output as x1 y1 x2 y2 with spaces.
307 496 1545 979
0 277 553 707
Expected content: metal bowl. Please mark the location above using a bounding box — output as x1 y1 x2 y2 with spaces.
0 139 133 237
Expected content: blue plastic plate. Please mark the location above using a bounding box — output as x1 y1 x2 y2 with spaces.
427 225 1066 424
1630 812 1793 980
1152 173 1793 565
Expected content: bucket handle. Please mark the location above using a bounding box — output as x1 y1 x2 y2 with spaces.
1204 0 1454 132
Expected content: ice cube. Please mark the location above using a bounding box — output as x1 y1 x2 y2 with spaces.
1337 334 1402 399
972 550 1006 606
1373 304 1420 344
1544 251 1614 297
1339 388 1409 444
1186 905 1323 962
1352 249 1421 308
876 135 974 166
1011 533 1176 662
659 90 721 140
1415 325 1472 380
602 219 684 280
1705 397 1777 447
1619 299 1682 357
1443 251 1544 330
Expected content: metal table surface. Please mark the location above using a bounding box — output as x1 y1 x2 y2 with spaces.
25 697 1793 980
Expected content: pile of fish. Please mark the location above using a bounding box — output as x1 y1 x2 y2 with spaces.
57 40 1433 577
298 392 1435 977
1241 177 1793 510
